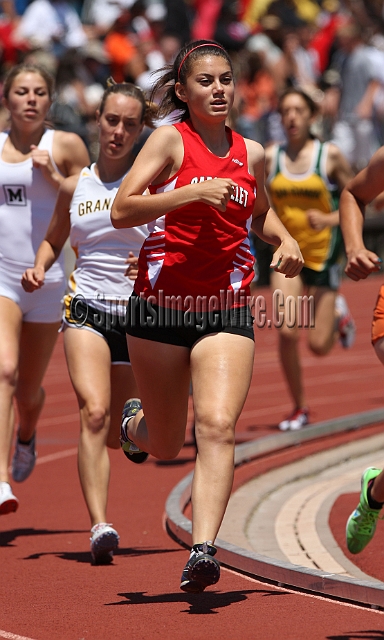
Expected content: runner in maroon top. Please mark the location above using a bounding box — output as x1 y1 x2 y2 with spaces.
111 39 303 593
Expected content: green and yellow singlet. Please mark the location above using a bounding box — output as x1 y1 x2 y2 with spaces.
268 140 341 272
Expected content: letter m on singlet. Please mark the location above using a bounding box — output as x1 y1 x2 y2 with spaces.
3 185 27 206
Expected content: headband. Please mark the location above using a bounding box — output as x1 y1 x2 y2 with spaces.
177 44 226 80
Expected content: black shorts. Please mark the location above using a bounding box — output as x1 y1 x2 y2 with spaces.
63 294 130 364
300 263 340 291
125 293 255 349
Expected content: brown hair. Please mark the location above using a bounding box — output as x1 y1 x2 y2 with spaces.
3 63 55 100
278 87 318 116
99 78 157 128
150 39 233 122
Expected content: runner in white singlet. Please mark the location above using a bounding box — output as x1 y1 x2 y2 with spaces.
22 81 154 564
0 64 90 516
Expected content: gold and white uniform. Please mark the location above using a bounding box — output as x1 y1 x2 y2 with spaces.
65 163 147 317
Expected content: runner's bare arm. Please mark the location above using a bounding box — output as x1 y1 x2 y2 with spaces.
339 147 384 280
22 174 78 291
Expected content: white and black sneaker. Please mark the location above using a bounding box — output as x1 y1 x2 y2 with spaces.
90 523 119 565
180 542 220 593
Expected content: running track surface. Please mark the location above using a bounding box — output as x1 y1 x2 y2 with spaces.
1 277 384 640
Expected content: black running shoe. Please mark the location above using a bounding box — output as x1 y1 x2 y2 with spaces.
120 398 148 464
180 542 220 593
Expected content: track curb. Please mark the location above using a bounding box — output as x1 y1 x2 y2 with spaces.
165 407 384 608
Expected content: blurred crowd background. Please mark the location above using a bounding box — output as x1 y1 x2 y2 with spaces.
2 0 384 276
2 0 384 160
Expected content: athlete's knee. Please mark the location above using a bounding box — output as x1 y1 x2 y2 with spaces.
308 333 332 356
0 357 18 389
279 327 299 345
82 403 109 435
309 343 329 356
195 413 235 447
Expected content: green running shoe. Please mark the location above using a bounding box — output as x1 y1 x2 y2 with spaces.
346 467 382 554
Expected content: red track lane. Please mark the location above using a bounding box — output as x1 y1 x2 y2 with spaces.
1 277 384 640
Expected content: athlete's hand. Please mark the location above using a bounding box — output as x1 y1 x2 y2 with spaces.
21 266 45 292
306 209 329 230
195 177 238 212
30 145 59 186
345 248 382 281
125 251 139 280
270 237 304 278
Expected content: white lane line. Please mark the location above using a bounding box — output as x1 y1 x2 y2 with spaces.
35 447 78 465
0 630 37 640
223 567 384 613
9 447 78 475
37 413 79 428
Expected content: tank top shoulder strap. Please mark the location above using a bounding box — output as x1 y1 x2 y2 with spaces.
229 128 248 162
268 144 283 180
38 128 54 151
38 129 61 174
173 120 191 143
315 140 338 193
313 139 323 176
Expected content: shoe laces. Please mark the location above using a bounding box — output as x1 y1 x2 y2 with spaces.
191 541 216 558
356 504 382 533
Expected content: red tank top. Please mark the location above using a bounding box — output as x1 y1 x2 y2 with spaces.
134 119 257 310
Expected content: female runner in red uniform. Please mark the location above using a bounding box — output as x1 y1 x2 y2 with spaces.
111 40 303 592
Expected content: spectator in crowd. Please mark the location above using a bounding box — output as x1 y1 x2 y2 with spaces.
234 50 279 145
326 18 381 171
15 0 88 57
104 9 146 83
245 15 287 94
81 0 135 36
281 22 321 97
